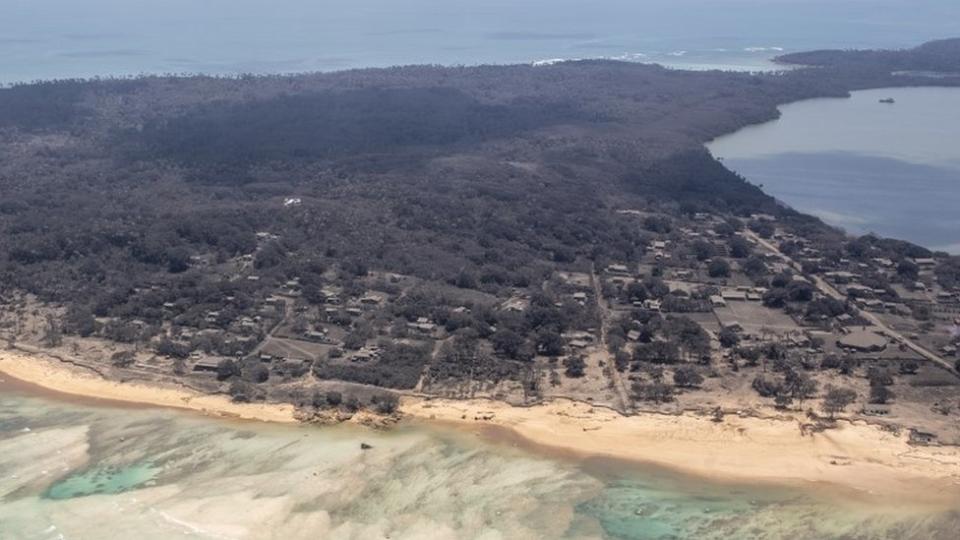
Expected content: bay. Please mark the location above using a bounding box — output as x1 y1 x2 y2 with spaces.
708 87 960 253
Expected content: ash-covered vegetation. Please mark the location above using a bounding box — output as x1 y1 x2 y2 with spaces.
1 41 958 413
777 38 960 73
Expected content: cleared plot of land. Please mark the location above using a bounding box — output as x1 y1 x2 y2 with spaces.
260 337 334 362
714 302 801 334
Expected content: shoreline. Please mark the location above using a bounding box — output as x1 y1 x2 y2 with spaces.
0 350 297 424
401 397 960 508
2 349 959 506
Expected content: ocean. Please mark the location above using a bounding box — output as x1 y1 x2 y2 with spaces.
2 383 958 539
3 0 960 84
708 87 960 253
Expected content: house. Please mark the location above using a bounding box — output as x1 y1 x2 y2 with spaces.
846 284 874 297
572 292 588 303
723 321 743 332
193 358 221 373
825 271 857 284
908 429 938 445
304 329 328 342
360 293 385 307
627 330 642 342
568 339 590 349
837 330 887 353
407 317 437 334
913 258 937 269
709 295 726 308
607 264 631 275
721 290 747 302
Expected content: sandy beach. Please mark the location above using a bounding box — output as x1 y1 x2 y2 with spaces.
0 350 297 423
402 397 960 507
3 349 960 506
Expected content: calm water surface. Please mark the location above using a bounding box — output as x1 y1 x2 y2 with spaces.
1 380 958 539
3 0 960 83
708 87 960 253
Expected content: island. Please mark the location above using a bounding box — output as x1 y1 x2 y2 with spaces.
1 39 960 500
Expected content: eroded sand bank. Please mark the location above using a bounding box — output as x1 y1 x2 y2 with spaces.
0 350 297 423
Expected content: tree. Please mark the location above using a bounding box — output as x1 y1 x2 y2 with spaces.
707 258 731 278
787 281 815 302
728 237 752 259
111 350 136 368
869 385 895 404
216 359 240 381
249 364 270 383
157 338 190 359
371 393 399 414
633 382 673 403
762 288 790 308
774 392 793 410
821 386 857 419
563 355 586 378
536 328 565 357
673 365 703 388
492 329 525 360
791 376 818 409
229 380 254 402
898 360 919 375
896 259 919 281
748 219 775 239
326 391 343 407
718 327 740 348
741 256 768 277
691 240 715 262
455 268 477 289
867 367 894 387
63 305 97 337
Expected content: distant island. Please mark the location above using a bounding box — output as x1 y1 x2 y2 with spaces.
1 38 960 496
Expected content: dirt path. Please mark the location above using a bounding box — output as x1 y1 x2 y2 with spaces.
745 231 955 372
591 263 632 412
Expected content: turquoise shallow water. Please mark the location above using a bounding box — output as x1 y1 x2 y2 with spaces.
1 381 958 539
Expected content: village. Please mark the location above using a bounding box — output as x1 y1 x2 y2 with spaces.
2 202 958 445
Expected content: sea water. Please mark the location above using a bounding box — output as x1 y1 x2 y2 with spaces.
1 383 958 539
2 0 960 84
708 87 960 253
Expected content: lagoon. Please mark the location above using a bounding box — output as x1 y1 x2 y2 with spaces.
1 381 958 539
708 87 960 253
